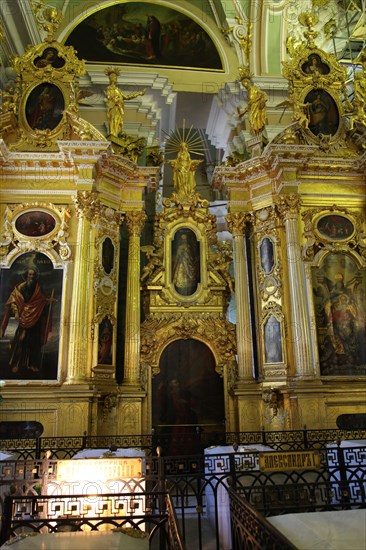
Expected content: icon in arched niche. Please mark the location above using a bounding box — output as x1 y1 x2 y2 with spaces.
25 82 65 131
98 316 113 365
34 47 65 69
172 228 200 296
264 315 283 363
305 88 339 136
102 237 115 274
260 237 274 274
302 54 330 76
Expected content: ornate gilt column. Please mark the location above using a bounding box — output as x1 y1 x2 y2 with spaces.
66 191 99 383
276 194 314 377
123 211 147 386
226 212 255 382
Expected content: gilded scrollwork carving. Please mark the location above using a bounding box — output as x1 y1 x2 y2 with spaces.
0 202 71 261
275 194 301 220
209 241 234 294
141 313 236 375
140 245 164 283
73 191 100 221
279 12 358 153
226 212 252 236
262 301 284 322
125 211 147 237
102 393 118 421
0 207 14 257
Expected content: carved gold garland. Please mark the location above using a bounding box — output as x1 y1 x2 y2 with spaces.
140 313 237 376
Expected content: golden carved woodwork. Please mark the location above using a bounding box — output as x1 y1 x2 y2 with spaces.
275 194 301 219
140 313 236 376
140 143 237 385
5 36 107 151
0 202 71 263
226 212 252 236
109 134 146 163
302 205 365 261
279 13 364 153
125 211 147 237
73 191 100 221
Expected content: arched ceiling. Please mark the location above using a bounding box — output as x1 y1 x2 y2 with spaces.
0 0 364 165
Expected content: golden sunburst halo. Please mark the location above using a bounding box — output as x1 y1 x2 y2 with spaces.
163 120 206 156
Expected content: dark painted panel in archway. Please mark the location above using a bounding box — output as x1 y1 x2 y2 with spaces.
65 3 222 70
152 339 225 455
0 421 44 439
336 414 366 430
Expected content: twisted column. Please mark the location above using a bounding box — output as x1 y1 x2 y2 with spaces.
226 212 255 382
123 211 147 385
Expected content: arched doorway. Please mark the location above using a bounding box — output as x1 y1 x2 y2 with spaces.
152 339 225 455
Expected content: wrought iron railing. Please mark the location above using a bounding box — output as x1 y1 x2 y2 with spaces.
0 427 365 459
228 487 298 550
0 435 365 549
0 491 172 547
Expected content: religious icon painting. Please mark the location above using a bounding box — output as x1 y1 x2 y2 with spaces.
264 315 283 364
97 317 113 365
102 237 115 275
171 228 200 297
25 82 65 131
312 252 366 376
304 88 339 137
301 54 330 76
315 214 354 241
260 237 274 274
65 2 223 70
0 252 63 380
33 47 65 69
14 210 57 238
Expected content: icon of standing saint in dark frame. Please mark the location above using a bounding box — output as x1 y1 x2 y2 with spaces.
260 237 274 274
25 83 65 131
264 315 283 363
172 229 200 296
0 251 62 380
98 317 113 365
102 237 115 274
305 88 339 136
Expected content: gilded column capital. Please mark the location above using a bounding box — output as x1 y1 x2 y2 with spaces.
73 191 100 221
125 211 147 237
226 212 252 236
275 194 301 220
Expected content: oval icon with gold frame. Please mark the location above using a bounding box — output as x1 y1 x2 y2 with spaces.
25 82 65 131
316 214 354 241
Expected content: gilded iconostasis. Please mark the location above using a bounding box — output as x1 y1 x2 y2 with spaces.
0 0 365 441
